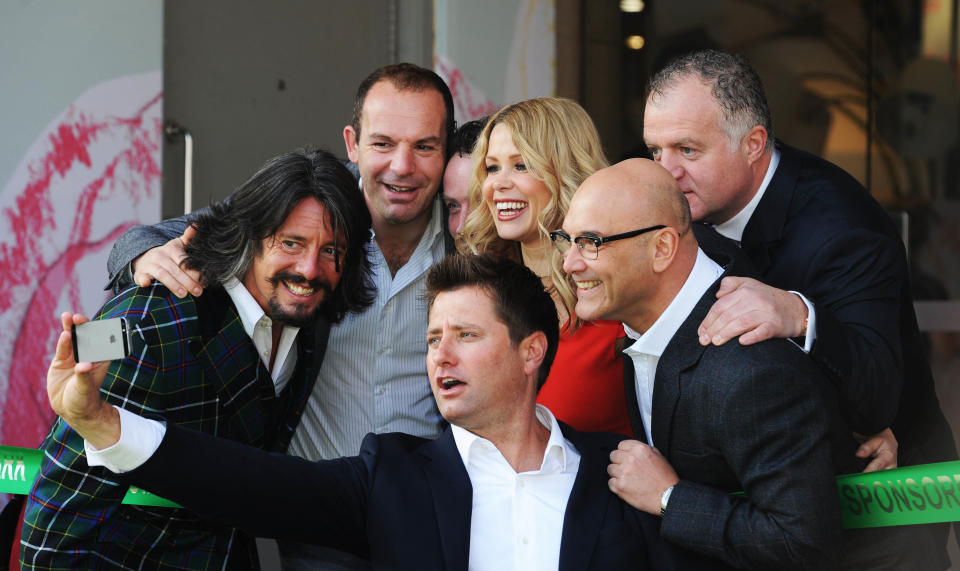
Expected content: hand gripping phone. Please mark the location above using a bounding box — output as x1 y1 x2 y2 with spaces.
71 317 131 363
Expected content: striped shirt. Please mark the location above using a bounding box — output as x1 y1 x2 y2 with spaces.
288 199 447 461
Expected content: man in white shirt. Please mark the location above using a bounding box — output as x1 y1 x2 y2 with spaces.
103 64 457 567
20 148 374 570
555 158 867 570
43 254 704 571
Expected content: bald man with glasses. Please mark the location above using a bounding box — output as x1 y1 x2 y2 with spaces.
555 158 878 571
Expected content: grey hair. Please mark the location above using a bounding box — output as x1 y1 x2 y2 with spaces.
648 49 774 151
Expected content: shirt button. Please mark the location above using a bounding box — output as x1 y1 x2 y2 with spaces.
521 536 529 545
376 387 386 396
518 480 525 488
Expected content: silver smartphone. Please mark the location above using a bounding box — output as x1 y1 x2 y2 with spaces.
71 318 131 363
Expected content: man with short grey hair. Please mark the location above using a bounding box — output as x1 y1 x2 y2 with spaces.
641 47 954 569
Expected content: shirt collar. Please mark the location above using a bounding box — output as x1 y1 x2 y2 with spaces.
450 404 575 473
623 248 723 358
368 197 445 248
222 276 300 339
714 148 780 242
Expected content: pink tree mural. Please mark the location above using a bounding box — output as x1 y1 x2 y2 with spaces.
0 72 162 449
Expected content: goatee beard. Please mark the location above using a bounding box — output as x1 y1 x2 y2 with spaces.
266 271 333 326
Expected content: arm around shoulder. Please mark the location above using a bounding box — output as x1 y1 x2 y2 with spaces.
106 213 197 292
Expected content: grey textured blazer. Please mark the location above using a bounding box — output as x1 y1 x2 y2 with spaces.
624 274 863 570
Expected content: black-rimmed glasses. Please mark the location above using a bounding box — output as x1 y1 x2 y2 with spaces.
549 225 666 260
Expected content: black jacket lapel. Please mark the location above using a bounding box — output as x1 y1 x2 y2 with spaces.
741 142 799 275
419 429 473 570
619 336 649 443
558 423 614 571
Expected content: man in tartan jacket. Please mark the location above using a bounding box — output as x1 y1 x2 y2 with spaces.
20 148 374 570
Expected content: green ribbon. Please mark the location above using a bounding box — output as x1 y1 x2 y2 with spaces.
837 461 960 529
1 444 179 508
3 444 960 526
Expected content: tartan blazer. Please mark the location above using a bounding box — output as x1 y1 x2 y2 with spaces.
21 283 323 570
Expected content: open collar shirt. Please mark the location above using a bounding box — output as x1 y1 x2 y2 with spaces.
623 249 723 446
452 404 581 571
714 148 780 243
223 277 299 394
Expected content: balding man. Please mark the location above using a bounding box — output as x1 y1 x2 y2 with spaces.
554 159 868 570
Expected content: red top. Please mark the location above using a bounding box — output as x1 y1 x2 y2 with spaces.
537 319 633 436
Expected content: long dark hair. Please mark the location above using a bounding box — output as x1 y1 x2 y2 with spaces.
184 148 375 323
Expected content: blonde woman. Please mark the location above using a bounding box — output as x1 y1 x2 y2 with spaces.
459 97 632 435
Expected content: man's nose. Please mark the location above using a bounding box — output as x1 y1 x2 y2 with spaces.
296 253 321 281
657 151 684 181
561 241 584 274
390 145 416 177
431 333 455 365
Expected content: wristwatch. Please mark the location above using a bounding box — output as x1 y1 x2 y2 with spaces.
660 485 675 517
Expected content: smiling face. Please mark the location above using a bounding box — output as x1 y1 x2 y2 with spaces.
426 286 540 433
443 153 473 236
481 123 553 247
560 168 663 329
643 76 756 225
243 198 343 326
344 80 447 230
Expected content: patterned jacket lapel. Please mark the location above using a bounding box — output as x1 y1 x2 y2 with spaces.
191 286 279 446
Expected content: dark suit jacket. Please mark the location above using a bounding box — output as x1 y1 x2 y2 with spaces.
742 143 956 467
22 284 322 570
123 421 717 571
625 273 863 571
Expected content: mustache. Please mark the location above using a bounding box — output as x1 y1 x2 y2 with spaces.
267 271 333 293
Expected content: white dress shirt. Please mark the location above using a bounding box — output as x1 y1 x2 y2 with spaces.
623 249 723 446
287 199 447 462
713 149 817 352
222 277 299 393
88 404 581 571
452 405 580 571
714 149 780 244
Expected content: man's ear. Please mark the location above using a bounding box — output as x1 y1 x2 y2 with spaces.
520 331 548 377
343 125 360 164
742 125 768 164
651 227 680 274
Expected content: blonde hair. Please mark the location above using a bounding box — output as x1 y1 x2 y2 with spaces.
458 97 608 331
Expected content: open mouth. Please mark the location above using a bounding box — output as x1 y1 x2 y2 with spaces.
440 378 464 390
496 201 528 219
285 281 316 297
575 280 601 291
385 183 417 194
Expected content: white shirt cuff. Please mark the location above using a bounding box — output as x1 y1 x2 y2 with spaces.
788 291 816 353
84 405 166 473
